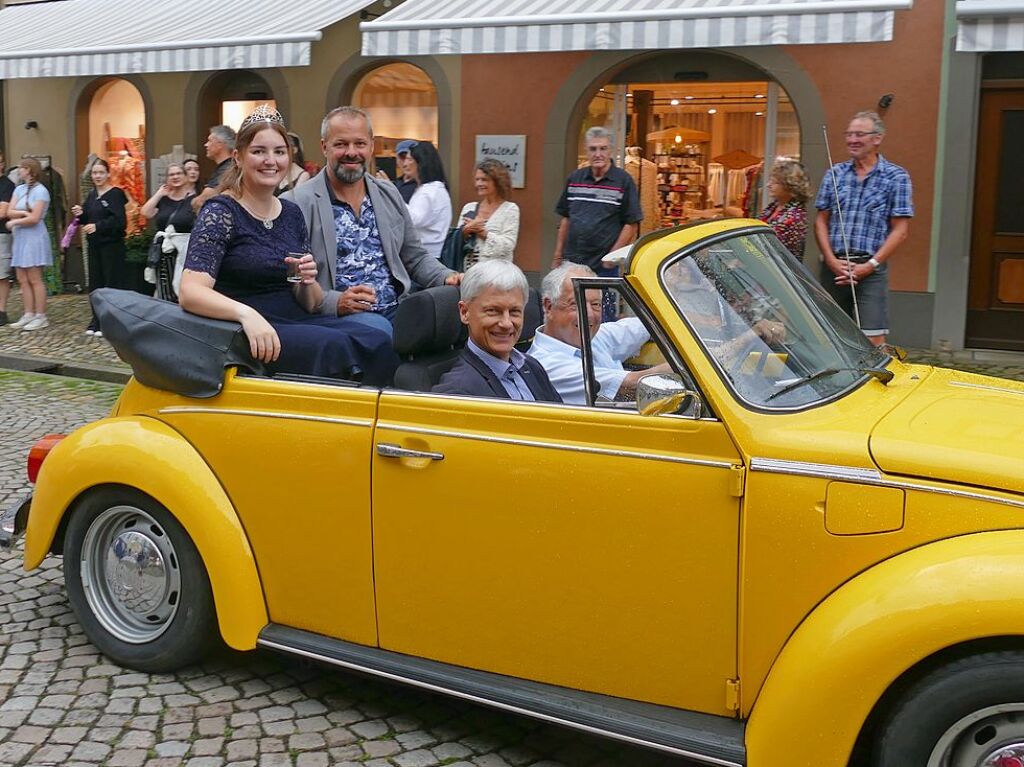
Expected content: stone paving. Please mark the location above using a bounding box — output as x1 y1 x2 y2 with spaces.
0 370 694 767
1 291 124 369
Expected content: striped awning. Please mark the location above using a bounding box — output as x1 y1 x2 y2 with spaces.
957 0 1024 52
361 0 914 57
0 0 372 79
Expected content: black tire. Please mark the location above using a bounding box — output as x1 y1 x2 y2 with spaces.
63 487 217 672
873 651 1024 767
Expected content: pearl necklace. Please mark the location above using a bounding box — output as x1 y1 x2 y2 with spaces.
238 197 278 230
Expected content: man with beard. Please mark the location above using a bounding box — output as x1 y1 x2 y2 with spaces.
285 107 458 329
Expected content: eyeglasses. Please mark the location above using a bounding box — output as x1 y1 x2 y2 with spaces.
844 131 879 139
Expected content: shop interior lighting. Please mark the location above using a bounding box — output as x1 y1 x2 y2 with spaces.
755 111 765 116
754 94 765 99
670 98 679 106
707 108 717 114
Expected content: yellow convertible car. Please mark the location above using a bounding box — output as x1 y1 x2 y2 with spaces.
4 219 1024 767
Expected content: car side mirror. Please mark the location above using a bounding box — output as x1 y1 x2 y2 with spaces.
636 373 702 418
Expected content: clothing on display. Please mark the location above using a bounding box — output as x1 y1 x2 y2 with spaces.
741 163 765 218
707 163 726 208
624 147 658 236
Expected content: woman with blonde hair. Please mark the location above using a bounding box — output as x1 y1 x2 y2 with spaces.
458 159 520 267
759 157 811 262
179 106 396 383
6 158 52 331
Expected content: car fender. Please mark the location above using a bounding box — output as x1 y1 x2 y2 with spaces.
25 416 268 651
745 530 1024 767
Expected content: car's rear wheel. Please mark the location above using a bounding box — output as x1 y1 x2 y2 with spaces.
873 652 1024 767
63 488 217 672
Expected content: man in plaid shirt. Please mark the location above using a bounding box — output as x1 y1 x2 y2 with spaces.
814 111 913 346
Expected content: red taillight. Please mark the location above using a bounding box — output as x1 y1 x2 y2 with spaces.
28 434 65 484
996 756 1024 767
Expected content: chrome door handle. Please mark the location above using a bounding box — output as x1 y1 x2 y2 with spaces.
376 443 444 461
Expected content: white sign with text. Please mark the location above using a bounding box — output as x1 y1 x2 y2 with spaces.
475 135 526 189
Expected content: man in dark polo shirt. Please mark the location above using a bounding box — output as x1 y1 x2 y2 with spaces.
191 124 236 213
553 126 642 320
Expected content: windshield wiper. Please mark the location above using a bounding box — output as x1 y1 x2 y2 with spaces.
766 366 894 402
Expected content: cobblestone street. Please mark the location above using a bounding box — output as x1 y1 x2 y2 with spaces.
0 370 694 767
3 288 1024 767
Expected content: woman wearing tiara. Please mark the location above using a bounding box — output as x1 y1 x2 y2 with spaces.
179 105 397 384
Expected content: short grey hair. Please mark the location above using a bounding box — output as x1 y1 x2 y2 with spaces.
209 125 236 150
460 260 529 305
321 106 374 140
585 126 613 145
851 110 886 137
540 262 596 307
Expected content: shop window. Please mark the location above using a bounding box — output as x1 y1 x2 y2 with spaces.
581 80 800 234
353 63 437 174
82 78 147 236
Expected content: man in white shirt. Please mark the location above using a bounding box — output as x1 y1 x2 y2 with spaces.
528 263 670 405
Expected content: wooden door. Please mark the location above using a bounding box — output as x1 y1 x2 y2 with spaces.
967 88 1024 350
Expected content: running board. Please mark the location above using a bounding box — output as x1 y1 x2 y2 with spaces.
258 625 745 767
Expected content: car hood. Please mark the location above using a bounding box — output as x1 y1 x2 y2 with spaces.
870 366 1024 496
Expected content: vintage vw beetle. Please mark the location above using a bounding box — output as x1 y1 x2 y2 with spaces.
4 219 1024 767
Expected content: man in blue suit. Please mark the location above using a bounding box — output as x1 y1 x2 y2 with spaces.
433 261 561 403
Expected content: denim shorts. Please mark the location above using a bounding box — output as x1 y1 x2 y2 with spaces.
821 260 889 336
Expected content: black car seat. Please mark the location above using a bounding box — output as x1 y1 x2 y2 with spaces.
392 285 544 392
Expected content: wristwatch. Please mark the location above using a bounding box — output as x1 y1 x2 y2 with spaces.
867 257 881 270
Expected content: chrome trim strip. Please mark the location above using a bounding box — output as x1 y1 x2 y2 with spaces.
256 638 742 767
750 457 882 482
158 406 371 428
949 381 1024 396
381 388 721 422
750 457 1024 510
376 423 735 470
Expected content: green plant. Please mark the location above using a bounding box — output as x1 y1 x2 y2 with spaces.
124 229 154 265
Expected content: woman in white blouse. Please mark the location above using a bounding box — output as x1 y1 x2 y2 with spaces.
458 159 520 266
403 141 452 261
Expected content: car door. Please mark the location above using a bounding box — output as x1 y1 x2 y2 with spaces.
156 372 380 646
372 343 743 716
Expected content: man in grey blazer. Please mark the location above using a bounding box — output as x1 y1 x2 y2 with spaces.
284 107 460 330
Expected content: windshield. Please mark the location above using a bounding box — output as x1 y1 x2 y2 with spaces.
661 229 889 409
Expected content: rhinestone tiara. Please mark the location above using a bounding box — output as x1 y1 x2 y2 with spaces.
240 104 285 131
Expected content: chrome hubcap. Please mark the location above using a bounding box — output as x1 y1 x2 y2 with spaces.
928 705 1024 767
80 506 181 643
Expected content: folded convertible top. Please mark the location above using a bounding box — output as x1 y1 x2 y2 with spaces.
91 288 266 398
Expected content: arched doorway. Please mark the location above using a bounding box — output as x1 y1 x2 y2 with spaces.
576 52 801 236
75 77 148 236
352 62 438 180
196 70 276 178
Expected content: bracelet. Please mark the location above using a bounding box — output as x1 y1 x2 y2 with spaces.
867 257 881 270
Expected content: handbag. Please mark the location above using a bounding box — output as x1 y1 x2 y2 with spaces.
439 203 480 271
146 232 165 269
60 218 80 250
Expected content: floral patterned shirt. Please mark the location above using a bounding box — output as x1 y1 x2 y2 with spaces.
759 199 808 260
330 193 399 315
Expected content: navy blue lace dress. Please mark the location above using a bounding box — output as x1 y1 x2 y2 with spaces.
185 196 398 384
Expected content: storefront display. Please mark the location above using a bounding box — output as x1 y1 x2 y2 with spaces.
581 80 798 227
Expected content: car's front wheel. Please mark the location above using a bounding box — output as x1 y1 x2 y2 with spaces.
874 651 1024 767
63 488 217 672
